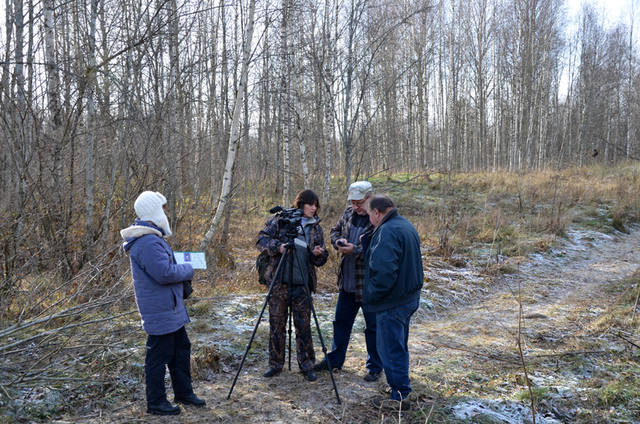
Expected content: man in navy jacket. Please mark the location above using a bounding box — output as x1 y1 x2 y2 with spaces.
363 194 423 408
121 191 205 415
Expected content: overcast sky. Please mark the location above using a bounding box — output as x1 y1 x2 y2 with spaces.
566 0 635 28
0 1 635 38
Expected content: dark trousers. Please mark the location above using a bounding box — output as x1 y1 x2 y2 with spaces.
376 296 420 401
268 282 315 372
326 290 382 373
145 326 194 405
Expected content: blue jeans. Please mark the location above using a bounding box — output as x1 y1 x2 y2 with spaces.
326 290 382 373
376 296 420 400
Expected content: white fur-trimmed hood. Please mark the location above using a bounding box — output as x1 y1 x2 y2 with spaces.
120 225 163 251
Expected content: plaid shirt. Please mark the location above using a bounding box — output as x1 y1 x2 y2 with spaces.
330 206 373 302
257 215 328 292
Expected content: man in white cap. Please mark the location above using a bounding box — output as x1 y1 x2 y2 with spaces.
313 181 383 382
120 191 205 415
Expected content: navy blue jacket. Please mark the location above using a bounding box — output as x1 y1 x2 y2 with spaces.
363 209 423 312
121 220 194 335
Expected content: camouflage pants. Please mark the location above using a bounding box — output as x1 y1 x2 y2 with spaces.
268 282 315 372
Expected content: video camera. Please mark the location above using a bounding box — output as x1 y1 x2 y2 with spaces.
269 205 303 239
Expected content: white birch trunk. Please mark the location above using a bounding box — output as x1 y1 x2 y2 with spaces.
322 77 333 205
627 6 634 159
296 98 310 189
293 42 309 188
13 0 24 110
200 0 256 251
280 0 291 206
446 0 456 171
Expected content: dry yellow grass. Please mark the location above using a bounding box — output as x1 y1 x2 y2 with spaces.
139 164 640 294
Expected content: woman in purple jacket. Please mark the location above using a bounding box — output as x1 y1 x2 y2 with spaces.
120 191 205 416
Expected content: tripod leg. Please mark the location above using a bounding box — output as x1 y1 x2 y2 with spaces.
288 301 293 371
227 250 290 400
287 249 294 371
309 295 342 404
288 243 341 404
226 286 271 400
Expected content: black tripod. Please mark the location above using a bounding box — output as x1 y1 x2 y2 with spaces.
227 241 341 404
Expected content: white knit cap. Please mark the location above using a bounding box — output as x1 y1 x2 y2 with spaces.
134 191 172 236
347 181 373 201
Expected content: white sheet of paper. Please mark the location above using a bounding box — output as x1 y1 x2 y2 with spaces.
174 251 207 270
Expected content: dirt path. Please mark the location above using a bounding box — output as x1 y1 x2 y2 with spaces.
426 227 640 361
419 226 640 423
69 227 640 423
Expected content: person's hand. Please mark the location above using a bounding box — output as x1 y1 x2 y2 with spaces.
337 239 354 255
279 244 286 254
311 245 325 256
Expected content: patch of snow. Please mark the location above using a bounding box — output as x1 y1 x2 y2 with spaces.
11 386 64 415
452 398 563 424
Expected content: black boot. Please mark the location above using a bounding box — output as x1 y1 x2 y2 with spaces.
313 360 328 371
302 370 317 382
364 371 381 382
147 400 181 416
263 367 282 378
175 393 206 407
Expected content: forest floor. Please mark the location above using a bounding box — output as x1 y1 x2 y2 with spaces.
5 168 640 423
48 223 640 423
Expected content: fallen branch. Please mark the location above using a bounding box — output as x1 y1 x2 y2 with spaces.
0 297 121 339
321 405 342 422
424 402 435 423
73 404 136 422
530 350 608 358
16 376 109 383
616 332 640 350
0 310 137 353
0 383 10 399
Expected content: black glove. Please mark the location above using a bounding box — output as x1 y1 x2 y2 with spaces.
183 280 193 299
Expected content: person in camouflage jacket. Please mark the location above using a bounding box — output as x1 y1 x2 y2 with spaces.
257 189 328 381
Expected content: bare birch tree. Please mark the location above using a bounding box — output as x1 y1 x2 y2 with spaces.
200 0 256 251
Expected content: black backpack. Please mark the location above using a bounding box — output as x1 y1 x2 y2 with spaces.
256 250 270 285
